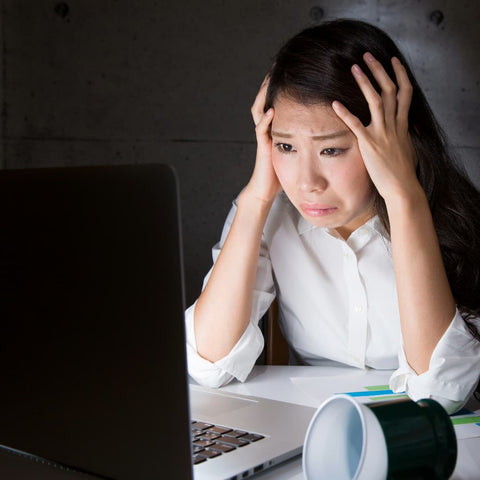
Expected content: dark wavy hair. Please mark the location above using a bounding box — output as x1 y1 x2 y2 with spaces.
265 19 480 332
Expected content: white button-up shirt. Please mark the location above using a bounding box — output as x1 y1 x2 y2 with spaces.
185 193 480 413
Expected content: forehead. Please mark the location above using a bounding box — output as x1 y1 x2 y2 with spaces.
272 94 346 135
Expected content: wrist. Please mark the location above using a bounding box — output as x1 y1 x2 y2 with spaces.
384 184 431 232
239 183 277 214
384 182 427 214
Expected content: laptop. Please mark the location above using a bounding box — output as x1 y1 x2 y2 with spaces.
0 164 315 480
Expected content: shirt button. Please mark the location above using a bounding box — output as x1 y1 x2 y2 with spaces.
343 251 351 260
354 305 363 313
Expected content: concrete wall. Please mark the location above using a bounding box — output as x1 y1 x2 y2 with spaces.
1 0 479 305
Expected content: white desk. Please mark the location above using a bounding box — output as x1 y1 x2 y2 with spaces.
214 365 480 480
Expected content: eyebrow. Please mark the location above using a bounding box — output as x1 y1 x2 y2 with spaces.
271 130 351 141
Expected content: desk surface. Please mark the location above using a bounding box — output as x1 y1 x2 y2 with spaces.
212 365 480 480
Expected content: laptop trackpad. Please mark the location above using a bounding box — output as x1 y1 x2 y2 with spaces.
190 388 258 417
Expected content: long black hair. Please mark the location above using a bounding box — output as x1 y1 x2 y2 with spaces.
265 19 480 328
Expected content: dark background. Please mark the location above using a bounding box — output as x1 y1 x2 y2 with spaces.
1 0 479 306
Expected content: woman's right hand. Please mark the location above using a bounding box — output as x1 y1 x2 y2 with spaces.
244 76 282 205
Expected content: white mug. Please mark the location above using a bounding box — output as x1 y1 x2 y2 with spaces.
303 394 456 480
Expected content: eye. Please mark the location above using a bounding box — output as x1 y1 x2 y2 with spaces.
321 148 344 157
274 143 296 154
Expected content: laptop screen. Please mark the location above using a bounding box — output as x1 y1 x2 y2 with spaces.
0 164 192 479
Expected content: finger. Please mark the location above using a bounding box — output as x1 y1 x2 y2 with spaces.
251 76 270 126
261 73 270 87
255 108 274 153
362 52 398 127
256 107 273 133
331 100 366 140
391 57 413 131
350 63 385 127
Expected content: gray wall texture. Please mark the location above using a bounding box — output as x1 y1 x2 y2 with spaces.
1 0 479 305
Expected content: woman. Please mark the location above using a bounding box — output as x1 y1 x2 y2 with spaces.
185 19 480 413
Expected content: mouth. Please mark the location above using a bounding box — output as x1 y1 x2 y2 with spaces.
300 203 338 217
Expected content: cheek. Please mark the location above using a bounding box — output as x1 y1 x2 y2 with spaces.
334 161 373 198
350 169 374 203
272 156 293 189
354 162 373 189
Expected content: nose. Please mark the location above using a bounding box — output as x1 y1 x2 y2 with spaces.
297 157 328 193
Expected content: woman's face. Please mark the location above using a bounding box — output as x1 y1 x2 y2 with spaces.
271 94 375 239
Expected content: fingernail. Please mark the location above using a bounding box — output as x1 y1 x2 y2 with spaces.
265 108 273 116
364 52 375 62
332 100 342 110
352 64 362 75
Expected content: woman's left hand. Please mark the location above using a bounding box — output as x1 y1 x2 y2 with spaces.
332 53 420 204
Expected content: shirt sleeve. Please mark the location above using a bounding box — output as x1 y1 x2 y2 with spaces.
389 309 480 414
184 200 276 388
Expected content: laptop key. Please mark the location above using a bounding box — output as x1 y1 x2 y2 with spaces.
207 426 232 435
242 433 265 442
209 443 235 453
192 421 213 430
224 429 247 438
199 449 222 459
218 436 249 447
193 446 205 454
193 439 215 448
193 454 207 465
199 432 221 441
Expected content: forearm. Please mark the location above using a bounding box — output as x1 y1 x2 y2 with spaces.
332 52 461 375
387 186 456 374
194 188 273 363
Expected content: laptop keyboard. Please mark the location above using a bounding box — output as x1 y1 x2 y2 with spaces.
191 420 264 465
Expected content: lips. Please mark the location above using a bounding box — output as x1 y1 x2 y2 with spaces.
300 203 338 217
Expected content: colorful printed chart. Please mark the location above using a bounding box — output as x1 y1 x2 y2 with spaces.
341 384 480 440
341 384 409 403
450 408 480 440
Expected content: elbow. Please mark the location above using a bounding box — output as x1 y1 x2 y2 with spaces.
390 367 479 416
187 361 235 389
394 310 480 415
190 373 234 389
402 375 477 415
428 394 468 415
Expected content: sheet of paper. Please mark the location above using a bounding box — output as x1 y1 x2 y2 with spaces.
289 370 394 406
